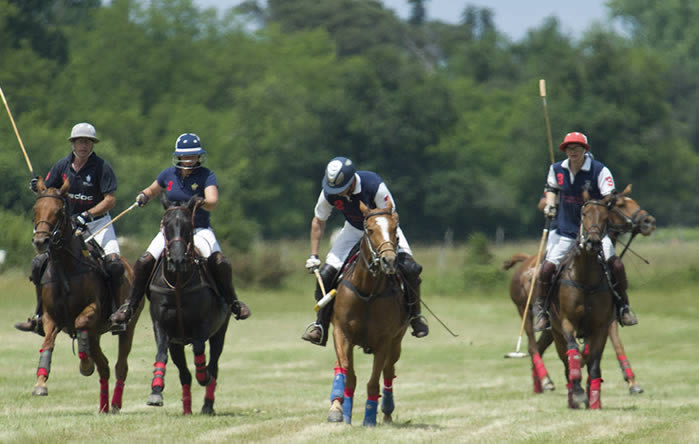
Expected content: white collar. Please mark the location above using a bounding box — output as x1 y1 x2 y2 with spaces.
561 153 592 172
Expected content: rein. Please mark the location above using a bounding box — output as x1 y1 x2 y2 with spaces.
34 194 69 247
360 210 397 278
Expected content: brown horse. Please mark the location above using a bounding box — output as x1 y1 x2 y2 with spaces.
503 185 655 395
30 177 142 413
326 200 409 426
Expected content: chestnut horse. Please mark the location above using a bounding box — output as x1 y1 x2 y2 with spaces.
327 200 409 426
30 177 141 413
503 185 655 395
145 197 230 415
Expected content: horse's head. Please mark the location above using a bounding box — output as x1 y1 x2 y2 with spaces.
607 184 656 237
359 200 399 275
161 195 201 274
579 190 611 254
32 177 71 253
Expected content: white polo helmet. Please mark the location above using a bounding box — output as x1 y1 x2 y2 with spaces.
68 122 100 143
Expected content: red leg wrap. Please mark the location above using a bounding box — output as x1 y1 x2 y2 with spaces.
617 355 634 381
532 367 543 393
383 376 395 390
78 352 88 361
344 388 355 399
588 378 603 409
99 378 109 413
195 354 208 384
182 384 192 415
112 380 125 409
152 361 166 388
334 367 347 376
566 349 582 382
367 394 380 402
532 353 548 381
205 377 217 401
583 343 590 358
37 368 49 378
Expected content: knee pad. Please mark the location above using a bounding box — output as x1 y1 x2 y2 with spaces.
607 256 625 275
539 261 556 283
105 254 125 281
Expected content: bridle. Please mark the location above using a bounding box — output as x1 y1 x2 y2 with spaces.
162 206 195 266
34 194 69 248
360 210 397 277
607 202 650 237
578 199 610 250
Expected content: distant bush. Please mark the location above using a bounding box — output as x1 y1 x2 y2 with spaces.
0 209 34 273
231 248 291 289
463 233 505 288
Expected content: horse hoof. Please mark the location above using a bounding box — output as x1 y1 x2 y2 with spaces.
327 410 343 423
32 386 48 396
201 405 215 416
147 393 164 406
629 384 644 395
383 414 393 424
111 405 121 414
541 377 556 391
79 358 95 376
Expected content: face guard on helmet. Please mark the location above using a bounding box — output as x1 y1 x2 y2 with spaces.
173 133 206 169
559 131 590 152
322 156 356 195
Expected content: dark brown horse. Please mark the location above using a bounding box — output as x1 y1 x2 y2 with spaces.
30 177 141 413
145 197 230 415
326 200 409 426
503 185 655 396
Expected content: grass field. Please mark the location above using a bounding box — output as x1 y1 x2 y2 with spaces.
0 238 698 443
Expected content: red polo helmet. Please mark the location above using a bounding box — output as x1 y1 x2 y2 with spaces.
559 132 590 152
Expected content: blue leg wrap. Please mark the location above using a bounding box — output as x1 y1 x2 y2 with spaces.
363 399 378 427
330 372 345 403
342 395 353 424
381 388 394 415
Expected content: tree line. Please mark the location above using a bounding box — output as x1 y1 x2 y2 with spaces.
0 0 697 269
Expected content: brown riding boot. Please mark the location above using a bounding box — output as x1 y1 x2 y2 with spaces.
110 253 155 329
15 254 47 336
208 252 250 320
532 261 556 332
301 263 338 346
608 257 638 326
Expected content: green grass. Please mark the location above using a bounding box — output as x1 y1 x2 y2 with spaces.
0 238 698 443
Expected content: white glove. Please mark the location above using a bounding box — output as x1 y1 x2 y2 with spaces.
305 254 321 273
136 192 149 207
543 204 557 218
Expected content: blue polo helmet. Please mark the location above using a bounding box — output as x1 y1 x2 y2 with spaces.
322 156 356 194
174 133 206 156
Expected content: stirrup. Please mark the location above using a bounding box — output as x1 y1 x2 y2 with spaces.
15 315 44 336
230 300 251 320
301 322 325 346
410 315 429 338
619 306 638 327
109 303 132 332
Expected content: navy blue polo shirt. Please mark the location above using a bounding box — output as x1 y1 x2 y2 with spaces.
44 152 117 216
551 159 606 238
157 166 217 229
324 171 382 230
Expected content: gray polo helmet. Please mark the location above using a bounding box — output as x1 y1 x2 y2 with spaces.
322 156 356 194
68 122 99 143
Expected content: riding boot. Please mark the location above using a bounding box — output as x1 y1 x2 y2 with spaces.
110 253 155 329
533 261 556 332
207 252 250 320
104 253 125 313
15 253 47 336
608 257 638 326
398 253 428 338
302 263 338 346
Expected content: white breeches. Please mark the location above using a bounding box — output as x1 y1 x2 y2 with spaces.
146 227 221 259
83 214 120 256
325 221 412 270
545 231 615 266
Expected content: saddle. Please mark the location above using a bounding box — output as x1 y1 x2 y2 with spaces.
147 253 219 300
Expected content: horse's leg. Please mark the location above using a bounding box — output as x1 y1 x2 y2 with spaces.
363 348 387 427
381 338 402 424
169 343 192 415
89 334 111 413
586 341 606 409
75 302 99 377
608 320 643 394
112 277 140 413
528 318 555 393
559 318 585 409
328 328 351 423
201 317 230 416
147 320 170 407
33 313 58 396
192 340 211 387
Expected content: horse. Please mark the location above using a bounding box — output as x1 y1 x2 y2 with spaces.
144 196 230 415
503 185 655 396
30 177 141 413
326 200 410 426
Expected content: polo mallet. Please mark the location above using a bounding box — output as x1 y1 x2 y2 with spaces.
83 202 138 242
312 267 336 311
504 217 552 358
0 85 34 174
539 79 555 164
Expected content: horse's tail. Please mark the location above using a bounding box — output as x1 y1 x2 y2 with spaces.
502 253 531 271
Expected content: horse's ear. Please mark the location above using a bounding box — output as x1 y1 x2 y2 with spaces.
582 189 591 202
621 184 632 196
36 176 47 193
59 178 70 195
161 193 173 209
385 199 394 212
359 201 369 216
